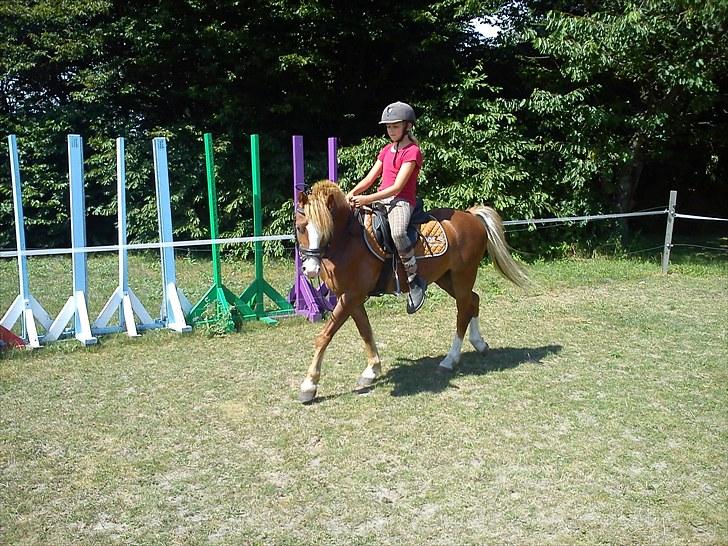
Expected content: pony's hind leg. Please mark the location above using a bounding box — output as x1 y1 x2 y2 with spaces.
436 270 486 372
467 305 489 354
350 304 382 392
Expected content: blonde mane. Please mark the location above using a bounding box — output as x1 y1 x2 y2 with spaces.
304 180 348 248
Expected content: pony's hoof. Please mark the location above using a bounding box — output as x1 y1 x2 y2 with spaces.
299 388 317 404
354 376 375 393
436 365 455 375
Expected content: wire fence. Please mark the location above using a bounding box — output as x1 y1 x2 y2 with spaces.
0 235 293 259
502 209 668 226
2 194 727 267
675 213 728 222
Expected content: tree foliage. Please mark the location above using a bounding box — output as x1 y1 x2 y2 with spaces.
1 0 726 254
525 0 728 213
342 1 727 232
1 0 477 249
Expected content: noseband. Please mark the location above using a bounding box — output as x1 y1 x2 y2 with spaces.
299 245 324 260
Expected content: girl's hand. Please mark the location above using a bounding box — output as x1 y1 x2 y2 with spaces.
349 194 369 208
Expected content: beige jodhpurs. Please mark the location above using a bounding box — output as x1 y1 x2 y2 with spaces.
381 197 418 280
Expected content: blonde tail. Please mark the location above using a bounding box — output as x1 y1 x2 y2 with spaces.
469 206 530 288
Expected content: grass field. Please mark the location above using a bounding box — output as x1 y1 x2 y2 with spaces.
1 251 727 545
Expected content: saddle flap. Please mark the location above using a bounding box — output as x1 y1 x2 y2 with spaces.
360 209 448 262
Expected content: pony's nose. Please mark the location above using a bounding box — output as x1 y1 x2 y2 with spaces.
301 259 320 278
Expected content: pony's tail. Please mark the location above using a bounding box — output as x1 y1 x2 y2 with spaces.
469 206 530 288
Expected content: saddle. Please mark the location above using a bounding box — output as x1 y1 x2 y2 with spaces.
356 199 448 296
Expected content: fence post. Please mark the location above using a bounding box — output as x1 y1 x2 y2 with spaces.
289 136 318 321
328 137 338 182
238 134 294 323
94 137 156 336
662 190 677 274
289 135 338 321
188 133 256 330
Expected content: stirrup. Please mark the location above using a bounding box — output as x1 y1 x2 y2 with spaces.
406 276 427 314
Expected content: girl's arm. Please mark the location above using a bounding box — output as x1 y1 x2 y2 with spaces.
351 161 416 206
346 160 383 199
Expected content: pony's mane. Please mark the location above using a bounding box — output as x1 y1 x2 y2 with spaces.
305 180 348 247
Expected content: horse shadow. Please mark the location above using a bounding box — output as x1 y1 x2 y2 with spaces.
381 344 563 397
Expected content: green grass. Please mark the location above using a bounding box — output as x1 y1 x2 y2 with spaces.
1 252 727 545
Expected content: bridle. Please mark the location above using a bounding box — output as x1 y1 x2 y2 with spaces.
295 204 327 261
295 202 357 261
299 244 325 260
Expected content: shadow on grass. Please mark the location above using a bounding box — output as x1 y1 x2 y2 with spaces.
383 344 563 397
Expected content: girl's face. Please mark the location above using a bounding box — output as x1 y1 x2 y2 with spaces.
385 122 408 142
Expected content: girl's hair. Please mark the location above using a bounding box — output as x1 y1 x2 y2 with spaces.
407 123 419 145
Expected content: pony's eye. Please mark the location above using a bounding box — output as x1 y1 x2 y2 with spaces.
296 225 306 234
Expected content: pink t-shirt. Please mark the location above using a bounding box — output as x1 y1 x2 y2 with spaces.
377 142 423 206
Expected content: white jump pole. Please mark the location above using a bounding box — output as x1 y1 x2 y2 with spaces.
0 135 53 347
94 137 156 335
152 137 191 333
44 135 97 345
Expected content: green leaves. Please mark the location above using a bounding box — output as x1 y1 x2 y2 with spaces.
525 0 728 214
1 0 725 254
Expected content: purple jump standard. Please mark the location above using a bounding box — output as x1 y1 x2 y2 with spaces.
289 135 338 321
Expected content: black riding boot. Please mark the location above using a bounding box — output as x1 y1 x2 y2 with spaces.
401 255 426 314
407 275 427 314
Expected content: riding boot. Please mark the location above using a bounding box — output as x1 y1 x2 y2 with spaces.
403 256 427 314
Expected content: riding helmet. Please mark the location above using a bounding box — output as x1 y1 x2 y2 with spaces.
379 102 416 124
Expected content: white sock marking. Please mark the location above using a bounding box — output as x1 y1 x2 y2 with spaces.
439 335 463 370
301 378 317 393
468 317 489 352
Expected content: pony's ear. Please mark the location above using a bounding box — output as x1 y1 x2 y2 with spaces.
297 191 308 207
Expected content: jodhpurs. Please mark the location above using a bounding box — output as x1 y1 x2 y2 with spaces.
381 197 418 280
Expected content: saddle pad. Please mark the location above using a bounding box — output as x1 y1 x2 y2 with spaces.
363 212 448 262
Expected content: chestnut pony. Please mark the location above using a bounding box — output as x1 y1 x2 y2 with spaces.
295 180 528 403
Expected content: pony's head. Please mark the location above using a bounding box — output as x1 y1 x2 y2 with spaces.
295 180 349 277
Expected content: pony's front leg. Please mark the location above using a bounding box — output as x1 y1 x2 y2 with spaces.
350 303 382 392
300 295 354 404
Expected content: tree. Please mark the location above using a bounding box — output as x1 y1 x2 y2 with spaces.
1 0 482 249
527 0 728 213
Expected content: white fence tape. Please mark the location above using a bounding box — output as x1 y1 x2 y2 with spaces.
674 213 728 222
503 209 667 226
0 234 294 259
2 210 726 260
